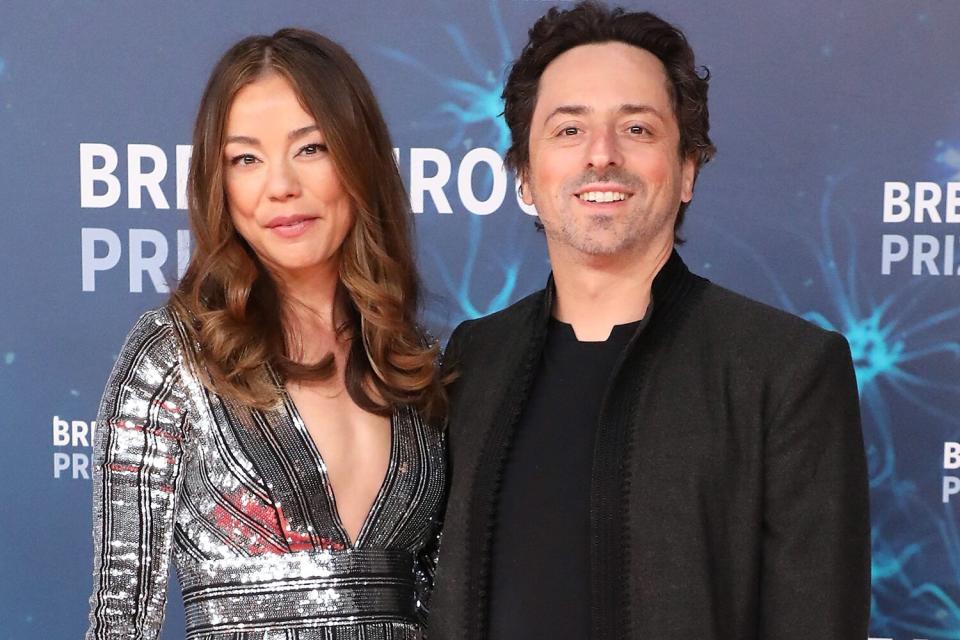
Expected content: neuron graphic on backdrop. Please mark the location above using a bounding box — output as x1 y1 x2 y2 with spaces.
381 3 535 331
709 158 960 636
868 142 960 640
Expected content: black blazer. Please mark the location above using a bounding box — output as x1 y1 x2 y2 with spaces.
429 251 870 640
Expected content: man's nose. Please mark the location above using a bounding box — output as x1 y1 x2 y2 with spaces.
586 126 624 170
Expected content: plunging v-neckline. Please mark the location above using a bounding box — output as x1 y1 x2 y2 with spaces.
280 386 396 549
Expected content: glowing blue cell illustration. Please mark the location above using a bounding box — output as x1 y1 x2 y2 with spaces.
383 2 534 329
380 6 511 153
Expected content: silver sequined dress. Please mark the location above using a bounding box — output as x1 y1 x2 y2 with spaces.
86 309 445 640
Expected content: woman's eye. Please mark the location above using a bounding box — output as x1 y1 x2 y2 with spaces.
560 127 580 136
230 154 258 166
299 142 328 156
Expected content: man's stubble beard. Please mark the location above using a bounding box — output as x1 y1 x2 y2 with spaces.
532 167 668 259
538 188 665 259
544 211 640 257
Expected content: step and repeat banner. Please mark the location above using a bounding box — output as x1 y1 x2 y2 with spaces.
1 1 958 638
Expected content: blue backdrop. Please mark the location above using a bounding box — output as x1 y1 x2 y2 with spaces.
1 2 958 638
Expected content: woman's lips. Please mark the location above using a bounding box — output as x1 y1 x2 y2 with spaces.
267 215 318 239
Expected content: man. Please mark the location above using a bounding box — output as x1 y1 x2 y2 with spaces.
429 2 870 639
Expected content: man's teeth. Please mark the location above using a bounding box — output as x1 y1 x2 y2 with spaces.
577 191 628 203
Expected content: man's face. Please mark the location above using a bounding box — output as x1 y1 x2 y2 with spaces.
522 42 695 261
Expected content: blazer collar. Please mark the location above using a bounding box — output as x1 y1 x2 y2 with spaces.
540 249 695 330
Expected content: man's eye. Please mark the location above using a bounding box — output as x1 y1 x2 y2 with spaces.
560 127 580 136
628 125 647 135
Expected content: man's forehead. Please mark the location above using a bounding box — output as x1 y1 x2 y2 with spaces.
534 42 671 118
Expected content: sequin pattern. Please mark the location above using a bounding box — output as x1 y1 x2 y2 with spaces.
87 309 445 640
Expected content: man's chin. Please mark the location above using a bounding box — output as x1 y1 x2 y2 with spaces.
555 236 634 260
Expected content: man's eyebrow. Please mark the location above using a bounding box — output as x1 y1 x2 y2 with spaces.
619 103 664 119
224 125 320 146
543 105 590 123
543 104 665 123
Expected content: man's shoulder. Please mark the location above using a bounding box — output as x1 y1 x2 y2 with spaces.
698 281 811 329
695 280 848 359
447 288 545 350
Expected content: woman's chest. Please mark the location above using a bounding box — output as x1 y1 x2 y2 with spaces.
176 396 445 558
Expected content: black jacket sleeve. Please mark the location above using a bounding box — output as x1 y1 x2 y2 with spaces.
760 331 871 638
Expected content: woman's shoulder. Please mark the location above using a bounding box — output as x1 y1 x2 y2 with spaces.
124 305 178 341
115 305 195 373
98 306 199 425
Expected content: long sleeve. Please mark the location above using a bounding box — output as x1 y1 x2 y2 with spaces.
86 310 190 640
760 331 871 638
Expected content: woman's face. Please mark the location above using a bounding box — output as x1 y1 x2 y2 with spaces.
222 73 354 284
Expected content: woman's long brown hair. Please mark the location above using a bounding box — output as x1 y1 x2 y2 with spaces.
170 28 444 420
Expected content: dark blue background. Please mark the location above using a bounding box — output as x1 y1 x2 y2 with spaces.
1 2 958 638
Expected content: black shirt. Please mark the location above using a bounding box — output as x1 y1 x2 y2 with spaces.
488 317 643 639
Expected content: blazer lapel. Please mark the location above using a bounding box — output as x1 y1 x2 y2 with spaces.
461 286 553 640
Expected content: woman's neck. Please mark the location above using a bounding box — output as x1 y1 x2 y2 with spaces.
274 263 344 364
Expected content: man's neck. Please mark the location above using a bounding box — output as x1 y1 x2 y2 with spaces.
549 241 673 341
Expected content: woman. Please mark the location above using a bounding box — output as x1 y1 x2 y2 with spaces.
87 29 445 640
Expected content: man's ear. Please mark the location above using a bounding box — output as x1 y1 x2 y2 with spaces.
680 155 696 204
518 169 534 206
